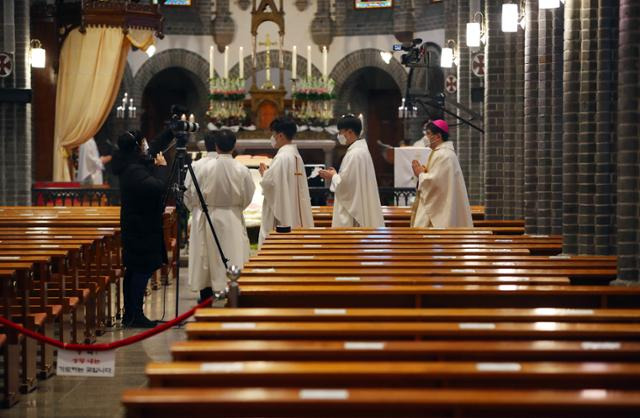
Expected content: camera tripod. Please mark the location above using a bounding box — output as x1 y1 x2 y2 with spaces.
162 131 229 319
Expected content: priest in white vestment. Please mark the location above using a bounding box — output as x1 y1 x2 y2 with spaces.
186 130 254 294
76 137 111 184
183 133 217 299
258 117 314 246
410 120 473 228
319 114 384 228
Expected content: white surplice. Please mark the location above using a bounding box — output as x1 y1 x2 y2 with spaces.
330 139 384 228
76 138 104 185
411 141 473 228
259 143 314 246
184 153 217 291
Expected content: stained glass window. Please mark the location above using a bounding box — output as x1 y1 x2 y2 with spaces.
354 0 392 9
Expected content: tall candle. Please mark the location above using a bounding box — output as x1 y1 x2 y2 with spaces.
224 46 229 79
292 45 297 79
307 45 312 78
239 46 244 79
209 45 214 80
322 46 327 79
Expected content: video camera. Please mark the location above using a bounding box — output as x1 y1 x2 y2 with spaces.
169 114 199 134
393 38 424 67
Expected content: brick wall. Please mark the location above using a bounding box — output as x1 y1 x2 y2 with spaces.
0 0 32 205
616 0 640 283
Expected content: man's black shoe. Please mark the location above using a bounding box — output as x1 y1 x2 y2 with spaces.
125 315 159 329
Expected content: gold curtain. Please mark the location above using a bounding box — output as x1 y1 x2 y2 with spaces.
53 27 155 181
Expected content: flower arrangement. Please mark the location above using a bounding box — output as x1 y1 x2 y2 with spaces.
291 77 336 127
207 77 250 127
292 77 336 101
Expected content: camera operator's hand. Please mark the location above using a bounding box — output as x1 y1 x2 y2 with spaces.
259 162 268 177
154 151 167 167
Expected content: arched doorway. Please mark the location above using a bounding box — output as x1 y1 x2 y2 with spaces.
141 67 206 143
337 67 403 187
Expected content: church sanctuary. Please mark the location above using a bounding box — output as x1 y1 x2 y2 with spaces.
2 0 640 416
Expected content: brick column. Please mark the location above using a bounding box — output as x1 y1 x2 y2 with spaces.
616 0 640 283
537 8 553 234
483 0 524 220
594 0 617 255
456 0 471 195
0 0 32 205
562 0 581 254
576 1 598 254
550 7 564 236
524 1 539 233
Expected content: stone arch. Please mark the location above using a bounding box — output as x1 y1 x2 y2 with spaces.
330 48 408 98
228 50 322 81
132 48 213 118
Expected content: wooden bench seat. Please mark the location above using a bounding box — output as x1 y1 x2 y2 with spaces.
144 360 640 390
258 247 533 256
122 387 640 418
171 339 640 362
194 307 640 323
238 275 572 286
230 284 640 308
185 321 640 341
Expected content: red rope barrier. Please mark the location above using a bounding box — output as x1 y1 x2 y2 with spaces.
0 297 214 351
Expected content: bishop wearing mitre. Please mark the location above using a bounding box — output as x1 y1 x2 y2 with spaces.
319 114 384 228
410 120 473 228
258 117 314 246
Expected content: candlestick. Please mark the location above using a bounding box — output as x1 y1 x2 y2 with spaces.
209 45 214 80
307 45 311 78
292 45 297 79
224 46 229 79
239 46 244 79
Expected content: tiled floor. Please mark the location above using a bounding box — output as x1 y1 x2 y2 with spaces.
4 268 196 418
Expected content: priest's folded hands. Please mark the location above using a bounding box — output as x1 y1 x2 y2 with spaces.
411 159 427 177
259 162 268 177
318 167 337 181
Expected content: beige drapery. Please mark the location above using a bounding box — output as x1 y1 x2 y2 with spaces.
53 27 155 181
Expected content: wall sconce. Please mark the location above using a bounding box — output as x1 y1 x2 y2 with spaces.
502 3 519 33
145 44 156 58
30 39 46 68
440 39 456 68
466 12 485 48
379 51 393 64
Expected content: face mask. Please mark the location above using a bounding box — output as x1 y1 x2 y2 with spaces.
270 135 277 149
422 135 429 146
337 134 347 146
140 139 149 154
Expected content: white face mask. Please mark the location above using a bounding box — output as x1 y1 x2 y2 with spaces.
141 139 149 154
422 135 429 146
270 135 277 149
337 133 347 146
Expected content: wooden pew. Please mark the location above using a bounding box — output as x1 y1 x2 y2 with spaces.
144 360 640 390
0 269 21 407
185 321 640 341
171 339 640 362
230 284 640 309
122 387 640 418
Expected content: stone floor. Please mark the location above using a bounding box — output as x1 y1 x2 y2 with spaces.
4 267 196 418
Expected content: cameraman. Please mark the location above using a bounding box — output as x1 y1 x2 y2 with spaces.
112 128 173 328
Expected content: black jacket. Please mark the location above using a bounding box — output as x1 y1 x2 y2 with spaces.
112 130 174 273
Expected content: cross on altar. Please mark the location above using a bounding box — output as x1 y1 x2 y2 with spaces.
258 33 274 89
